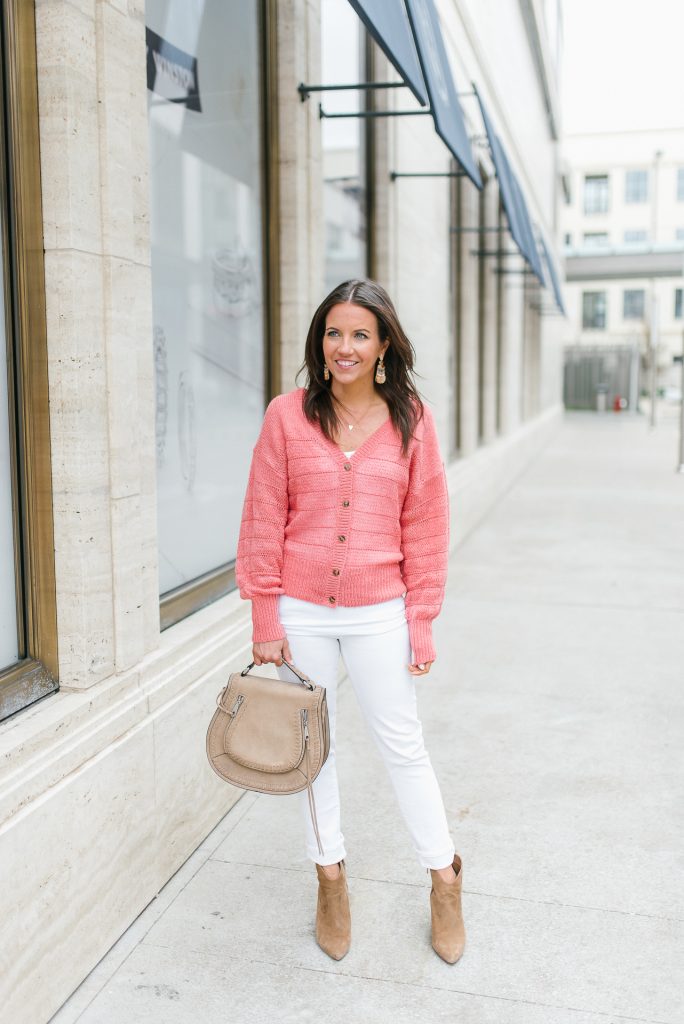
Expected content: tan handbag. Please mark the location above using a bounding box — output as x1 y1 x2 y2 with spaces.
206 658 330 855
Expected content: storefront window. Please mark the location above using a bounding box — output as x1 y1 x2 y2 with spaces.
146 1 267 603
0 211 18 671
321 0 368 291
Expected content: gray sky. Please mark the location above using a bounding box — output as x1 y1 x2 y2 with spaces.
561 0 684 134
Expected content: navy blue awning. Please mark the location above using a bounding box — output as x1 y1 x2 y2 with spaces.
473 84 543 278
347 0 428 107
537 233 567 315
404 0 482 189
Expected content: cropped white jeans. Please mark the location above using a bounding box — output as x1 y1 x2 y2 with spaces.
274 593 456 870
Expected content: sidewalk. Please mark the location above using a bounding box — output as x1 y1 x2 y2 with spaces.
51 410 684 1024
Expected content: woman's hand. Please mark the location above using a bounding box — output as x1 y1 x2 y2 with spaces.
408 660 433 676
252 637 293 667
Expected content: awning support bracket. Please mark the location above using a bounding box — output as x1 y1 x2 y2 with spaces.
390 171 467 180
298 81 406 102
319 104 431 120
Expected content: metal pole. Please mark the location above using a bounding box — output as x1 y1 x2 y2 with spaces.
649 288 658 430
678 329 684 472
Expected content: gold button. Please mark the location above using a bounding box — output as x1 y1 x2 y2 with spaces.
328 596 336 603
332 568 340 576
338 535 346 542
343 463 351 471
342 500 350 507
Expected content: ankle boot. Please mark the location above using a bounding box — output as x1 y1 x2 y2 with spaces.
429 854 465 964
314 860 351 960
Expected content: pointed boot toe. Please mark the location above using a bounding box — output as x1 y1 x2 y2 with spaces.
429 854 465 964
315 861 351 960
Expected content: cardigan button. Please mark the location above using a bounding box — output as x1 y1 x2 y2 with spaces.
338 535 346 542
342 500 350 507
328 596 336 603
343 463 351 471
332 568 340 576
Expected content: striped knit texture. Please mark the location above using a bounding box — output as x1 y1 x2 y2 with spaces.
235 388 450 665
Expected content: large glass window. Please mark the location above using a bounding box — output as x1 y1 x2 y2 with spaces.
583 175 609 215
582 291 607 330
623 289 645 320
624 230 647 243
321 0 369 292
146 2 267 612
625 170 648 203
675 289 683 320
0 210 18 671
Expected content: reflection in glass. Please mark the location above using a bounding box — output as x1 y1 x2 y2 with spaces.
322 0 368 292
0 201 18 670
146 1 266 596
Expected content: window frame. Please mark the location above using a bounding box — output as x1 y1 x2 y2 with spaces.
583 174 609 215
624 169 648 204
623 289 645 321
0 0 59 721
582 290 607 330
675 288 683 320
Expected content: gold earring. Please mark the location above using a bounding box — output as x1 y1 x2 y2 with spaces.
375 357 386 384
323 364 330 381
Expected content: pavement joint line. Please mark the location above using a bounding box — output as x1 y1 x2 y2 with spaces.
202 855 684 923
444 596 684 615
140 940 676 1024
49 793 262 1023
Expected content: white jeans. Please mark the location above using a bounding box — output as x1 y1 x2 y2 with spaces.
275 594 456 870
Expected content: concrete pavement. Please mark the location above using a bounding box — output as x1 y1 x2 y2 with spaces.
50 410 684 1024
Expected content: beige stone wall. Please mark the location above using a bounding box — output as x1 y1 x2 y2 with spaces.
36 0 159 689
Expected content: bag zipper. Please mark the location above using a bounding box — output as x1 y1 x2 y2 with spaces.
229 694 244 717
301 708 309 744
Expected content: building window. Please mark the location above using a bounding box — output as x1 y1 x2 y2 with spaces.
676 228 684 241
582 291 607 329
1 2 58 720
322 0 369 292
624 230 647 243
677 168 684 201
676 289 683 320
625 170 648 203
623 289 645 320
583 175 609 214
147 0 269 624
564 232 572 246
583 232 609 247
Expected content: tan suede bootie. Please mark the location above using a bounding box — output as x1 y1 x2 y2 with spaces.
315 860 351 960
429 854 465 964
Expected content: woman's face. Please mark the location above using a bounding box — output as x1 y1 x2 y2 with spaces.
322 302 389 387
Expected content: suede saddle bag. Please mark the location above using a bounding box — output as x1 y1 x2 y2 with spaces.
206 659 330 855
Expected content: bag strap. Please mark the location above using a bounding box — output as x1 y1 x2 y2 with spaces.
240 658 315 691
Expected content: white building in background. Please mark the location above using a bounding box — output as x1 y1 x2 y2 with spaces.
562 127 684 397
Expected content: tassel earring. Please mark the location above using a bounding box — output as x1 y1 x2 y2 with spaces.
323 364 330 381
375 357 386 384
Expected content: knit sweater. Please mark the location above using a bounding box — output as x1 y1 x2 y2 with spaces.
235 387 450 665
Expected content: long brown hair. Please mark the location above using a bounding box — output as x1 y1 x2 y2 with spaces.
295 279 424 455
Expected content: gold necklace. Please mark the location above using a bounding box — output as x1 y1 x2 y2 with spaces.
332 394 378 432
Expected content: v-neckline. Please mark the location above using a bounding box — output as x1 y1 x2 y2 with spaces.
332 415 393 461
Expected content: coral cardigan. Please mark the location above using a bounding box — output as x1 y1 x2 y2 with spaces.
235 387 450 665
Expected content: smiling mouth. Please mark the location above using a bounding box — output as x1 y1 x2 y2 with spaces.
336 360 358 367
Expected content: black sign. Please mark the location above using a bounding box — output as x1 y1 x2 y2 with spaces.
348 0 428 106
146 27 201 112
404 0 481 188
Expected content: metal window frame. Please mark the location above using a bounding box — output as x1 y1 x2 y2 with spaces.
582 290 607 330
159 0 280 632
0 1 59 721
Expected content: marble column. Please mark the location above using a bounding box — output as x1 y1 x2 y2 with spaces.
457 178 481 456
480 179 499 444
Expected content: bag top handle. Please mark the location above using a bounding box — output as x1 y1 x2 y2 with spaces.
240 658 315 691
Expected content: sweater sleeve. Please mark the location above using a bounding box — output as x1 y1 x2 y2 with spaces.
235 398 288 643
400 404 450 665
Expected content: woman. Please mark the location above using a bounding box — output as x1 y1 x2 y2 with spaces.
235 279 464 964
